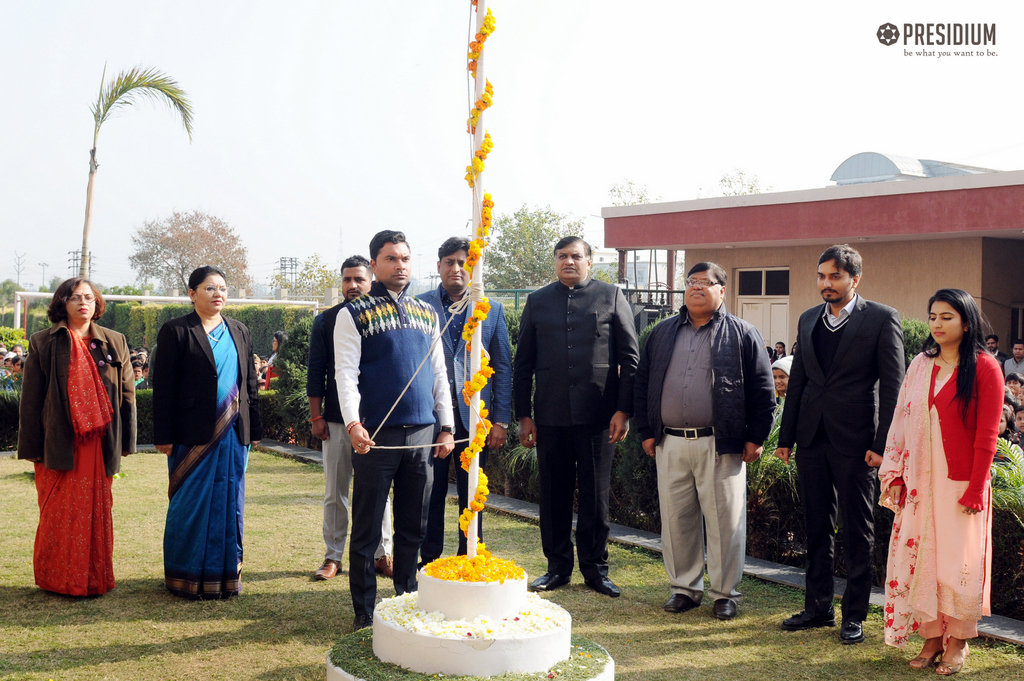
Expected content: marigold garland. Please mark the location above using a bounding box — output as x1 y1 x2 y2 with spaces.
464 133 494 188
468 80 494 134
467 8 497 77
459 410 491 472
421 542 525 583
480 193 494 237
460 295 490 339
462 351 495 404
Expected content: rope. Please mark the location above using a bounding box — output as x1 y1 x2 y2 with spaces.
363 287 481 449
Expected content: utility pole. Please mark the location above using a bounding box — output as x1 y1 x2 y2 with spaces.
38 262 48 289
13 252 26 287
68 251 94 278
279 257 299 286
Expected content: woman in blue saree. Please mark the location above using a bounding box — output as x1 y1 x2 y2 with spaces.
153 266 262 599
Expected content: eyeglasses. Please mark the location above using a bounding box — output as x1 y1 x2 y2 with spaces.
203 286 229 294
66 294 96 304
685 278 721 289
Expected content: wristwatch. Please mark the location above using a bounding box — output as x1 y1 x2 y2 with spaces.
440 425 455 434
494 422 509 429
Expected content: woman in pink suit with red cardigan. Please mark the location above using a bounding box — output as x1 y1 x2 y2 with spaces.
879 288 1002 675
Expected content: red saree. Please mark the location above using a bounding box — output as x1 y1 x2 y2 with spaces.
33 332 116 596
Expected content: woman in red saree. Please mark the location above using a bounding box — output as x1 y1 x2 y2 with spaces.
17 279 136 596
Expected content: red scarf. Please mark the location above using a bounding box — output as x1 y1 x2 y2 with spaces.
67 332 114 441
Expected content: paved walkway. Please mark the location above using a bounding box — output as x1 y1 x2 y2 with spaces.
8 440 1023 645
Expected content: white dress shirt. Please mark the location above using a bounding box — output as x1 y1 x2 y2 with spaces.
824 293 858 330
334 287 454 430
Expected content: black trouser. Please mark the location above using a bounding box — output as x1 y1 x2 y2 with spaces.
536 423 613 581
348 425 433 617
421 418 488 562
795 424 877 622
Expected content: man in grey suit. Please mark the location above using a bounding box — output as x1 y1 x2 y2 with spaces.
418 236 512 563
514 236 639 598
776 244 905 645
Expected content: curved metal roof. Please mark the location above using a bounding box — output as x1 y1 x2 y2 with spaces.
831 152 996 185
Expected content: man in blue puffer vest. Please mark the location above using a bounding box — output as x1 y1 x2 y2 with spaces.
634 261 775 621
335 230 456 630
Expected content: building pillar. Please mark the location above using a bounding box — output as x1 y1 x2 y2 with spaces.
666 249 677 309
324 288 340 307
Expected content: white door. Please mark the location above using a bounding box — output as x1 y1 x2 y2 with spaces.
737 297 788 348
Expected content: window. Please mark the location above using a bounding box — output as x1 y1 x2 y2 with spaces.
736 269 789 296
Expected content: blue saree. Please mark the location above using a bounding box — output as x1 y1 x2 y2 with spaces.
164 321 248 599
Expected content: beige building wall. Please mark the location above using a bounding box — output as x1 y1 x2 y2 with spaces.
683 238 984 344
982 238 1024 351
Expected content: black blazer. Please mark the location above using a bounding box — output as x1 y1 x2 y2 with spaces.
513 278 639 427
778 296 905 457
152 311 263 446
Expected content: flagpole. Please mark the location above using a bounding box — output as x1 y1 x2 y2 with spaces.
465 0 489 560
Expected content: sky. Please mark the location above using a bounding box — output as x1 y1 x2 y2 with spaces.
2 0 1023 290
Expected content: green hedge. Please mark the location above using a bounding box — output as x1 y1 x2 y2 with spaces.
0 327 27 350
0 390 19 450
134 388 284 446
95 303 314 357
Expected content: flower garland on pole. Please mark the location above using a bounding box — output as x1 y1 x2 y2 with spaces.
423 0 516 581
459 0 495 562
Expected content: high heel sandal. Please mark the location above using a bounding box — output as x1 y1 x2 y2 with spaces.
909 650 942 670
935 642 969 676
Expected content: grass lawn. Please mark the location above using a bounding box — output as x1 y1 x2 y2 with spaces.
0 449 1021 680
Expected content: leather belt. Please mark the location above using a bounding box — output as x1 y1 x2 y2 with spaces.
664 426 714 440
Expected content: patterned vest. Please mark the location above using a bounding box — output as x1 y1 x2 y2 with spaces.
346 282 438 428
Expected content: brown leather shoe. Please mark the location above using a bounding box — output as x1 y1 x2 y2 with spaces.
314 559 340 580
374 555 394 578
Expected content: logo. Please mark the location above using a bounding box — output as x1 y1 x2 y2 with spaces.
877 23 900 46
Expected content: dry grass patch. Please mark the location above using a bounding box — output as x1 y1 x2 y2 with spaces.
0 450 1020 680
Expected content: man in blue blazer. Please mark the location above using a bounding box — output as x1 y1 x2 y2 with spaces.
418 236 512 562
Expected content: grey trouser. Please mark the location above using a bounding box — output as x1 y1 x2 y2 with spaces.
656 433 746 602
323 421 393 562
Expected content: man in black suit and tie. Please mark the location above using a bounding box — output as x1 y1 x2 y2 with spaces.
775 244 905 645
514 236 639 598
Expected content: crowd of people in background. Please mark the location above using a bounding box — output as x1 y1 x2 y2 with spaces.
8 238 1018 676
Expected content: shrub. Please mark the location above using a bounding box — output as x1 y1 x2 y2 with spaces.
0 327 26 350
272 314 320 449
902 316 930 367
136 389 153 444
0 389 19 450
95 302 314 356
259 389 288 442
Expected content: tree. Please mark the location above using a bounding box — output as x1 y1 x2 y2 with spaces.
80 65 194 279
0 279 24 327
268 254 343 298
43 275 65 293
485 205 584 289
103 284 147 296
608 179 661 206
129 211 250 293
699 169 771 198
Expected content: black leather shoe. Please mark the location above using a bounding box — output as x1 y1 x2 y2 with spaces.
353 613 372 631
584 576 621 598
840 620 865 645
529 572 570 592
782 609 836 631
712 598 737 620
664 593 700 613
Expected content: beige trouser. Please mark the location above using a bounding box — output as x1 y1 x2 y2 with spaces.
656 433 746 602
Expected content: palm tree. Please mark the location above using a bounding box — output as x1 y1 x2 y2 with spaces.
79 65 194 279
